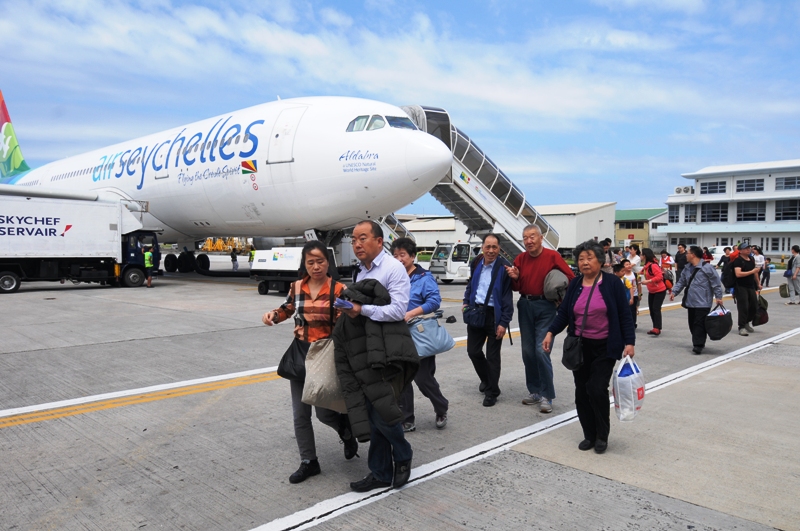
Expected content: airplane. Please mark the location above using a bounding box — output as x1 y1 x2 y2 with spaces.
0 90 452 270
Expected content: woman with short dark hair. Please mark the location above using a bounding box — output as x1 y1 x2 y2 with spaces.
542 240 635 454
670 246 724 354
641 248 667 336
391 237 449 431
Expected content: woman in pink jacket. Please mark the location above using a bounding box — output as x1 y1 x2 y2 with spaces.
641 248 667 336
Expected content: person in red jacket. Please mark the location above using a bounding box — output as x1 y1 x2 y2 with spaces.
505 224 574 413
641 248 667 336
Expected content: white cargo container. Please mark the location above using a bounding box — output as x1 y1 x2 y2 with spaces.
0 194 160 293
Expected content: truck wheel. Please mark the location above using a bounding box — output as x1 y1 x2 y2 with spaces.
258 281 268 295
164 253 178 272
0 271 21 293
196 253 210 270
123 268 145 287
441 279 454 284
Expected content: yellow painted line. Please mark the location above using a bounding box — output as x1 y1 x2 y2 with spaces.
441 297 463 303
0 372 281 429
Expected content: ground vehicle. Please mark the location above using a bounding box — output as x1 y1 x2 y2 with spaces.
0 194 160 293
250 247 339 295
428 241 481 283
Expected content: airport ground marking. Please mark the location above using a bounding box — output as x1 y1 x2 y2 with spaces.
254 324 800 531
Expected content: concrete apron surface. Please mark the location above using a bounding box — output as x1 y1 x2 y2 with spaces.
1 273 799 530
513 339 800 531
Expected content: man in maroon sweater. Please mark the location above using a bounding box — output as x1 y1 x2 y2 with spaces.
505 225 574 413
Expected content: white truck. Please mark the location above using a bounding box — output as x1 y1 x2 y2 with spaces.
428 240 482 284
250 246 341 295
0 193 160 293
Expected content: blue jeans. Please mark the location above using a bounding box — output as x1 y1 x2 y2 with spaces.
518 298 557 400
366 398 413 483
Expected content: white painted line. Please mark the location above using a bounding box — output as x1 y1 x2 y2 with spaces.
0 366 279 419
254 325 800 531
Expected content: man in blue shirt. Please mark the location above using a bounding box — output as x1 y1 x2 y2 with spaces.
462 234 514 407
342 220 414 492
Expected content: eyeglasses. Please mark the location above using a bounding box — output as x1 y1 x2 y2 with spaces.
351 236 373 246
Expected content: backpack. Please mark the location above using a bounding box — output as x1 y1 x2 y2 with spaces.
720 249 740 290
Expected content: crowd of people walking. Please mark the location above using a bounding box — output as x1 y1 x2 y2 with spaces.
262 224 791 491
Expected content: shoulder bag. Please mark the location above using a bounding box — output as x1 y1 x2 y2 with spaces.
680 268 701 309
409 310 456 357
462 260 500 328
561 275 599 372
276 278 335 382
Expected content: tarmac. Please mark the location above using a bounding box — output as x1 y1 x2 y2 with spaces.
1 254 798 530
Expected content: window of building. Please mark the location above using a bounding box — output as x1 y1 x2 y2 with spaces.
736 179 764 192
771 237 780 251
700 203 728 222
700 181 726 194
775 176 800 190
668 205 679 223
670 237 698 245
651 240 667 249
684 204 697 223
618 221 644 229
651 222 668 230
775 200 800 221
736 201 766 221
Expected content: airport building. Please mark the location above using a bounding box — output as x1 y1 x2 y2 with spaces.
532 202 616 251
656 159 800 258
614 208 668 250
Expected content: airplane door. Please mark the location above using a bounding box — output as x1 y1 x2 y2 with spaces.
267 106 307 164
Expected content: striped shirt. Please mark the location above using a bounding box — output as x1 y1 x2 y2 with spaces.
272 277 346 343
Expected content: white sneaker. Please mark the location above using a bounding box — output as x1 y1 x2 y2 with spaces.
522 393 543 405
539 399 553 413
739 328 749 336
745 323 755 333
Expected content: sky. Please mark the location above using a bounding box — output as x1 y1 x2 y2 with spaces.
2 0 800 215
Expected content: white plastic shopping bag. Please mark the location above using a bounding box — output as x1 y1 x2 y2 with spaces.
612 355 645 422
301 339 347 414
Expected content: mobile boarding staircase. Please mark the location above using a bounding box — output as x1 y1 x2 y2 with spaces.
402 106 560 260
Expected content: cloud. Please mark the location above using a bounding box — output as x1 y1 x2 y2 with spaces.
591 0 706 14
319 7 353 28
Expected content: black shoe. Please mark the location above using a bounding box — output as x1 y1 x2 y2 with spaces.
350 473 391 492
479 381 488 393
393 460 412 489
483 395 497 407
692 346 703 355
578 439 595 451
289 459 320 484
338 415 359 460
594 440 608 454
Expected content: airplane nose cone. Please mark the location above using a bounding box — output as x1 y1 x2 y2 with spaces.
406 133 452 190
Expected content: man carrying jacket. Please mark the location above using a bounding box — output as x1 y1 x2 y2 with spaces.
339 220 415 493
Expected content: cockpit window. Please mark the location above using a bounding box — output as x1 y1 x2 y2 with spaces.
346 115 369 132
366 115 385 131
386 116 417 130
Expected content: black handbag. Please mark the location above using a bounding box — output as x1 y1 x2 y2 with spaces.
561 275 599 371
462 259 500 328
276 278 335 382
705 304 733 341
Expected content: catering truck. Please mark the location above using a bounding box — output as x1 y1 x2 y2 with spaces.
0 192 160 293
428 240 482 284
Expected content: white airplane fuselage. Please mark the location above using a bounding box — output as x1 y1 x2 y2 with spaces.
12 97 451 242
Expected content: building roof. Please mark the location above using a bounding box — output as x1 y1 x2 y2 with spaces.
402 216 458 232
615 208 667 222
682 158 800 179
532 202 616 216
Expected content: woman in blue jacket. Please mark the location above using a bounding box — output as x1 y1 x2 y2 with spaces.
462 234 514 407
391 238 449 431
542 240 635 454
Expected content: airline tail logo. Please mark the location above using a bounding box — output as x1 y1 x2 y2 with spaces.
0 90 31 181
241 160 257 174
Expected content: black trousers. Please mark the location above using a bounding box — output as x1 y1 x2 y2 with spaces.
735 287 758 328
399 356 449 423
572 337 616 443
630 296 638 327
761 269 770 287
687 307 711 348
466 307 502 399
648 291 666 330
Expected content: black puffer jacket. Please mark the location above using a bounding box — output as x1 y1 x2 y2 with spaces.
333 279 420 442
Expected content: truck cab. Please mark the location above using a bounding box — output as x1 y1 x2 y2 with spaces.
429 241 480 284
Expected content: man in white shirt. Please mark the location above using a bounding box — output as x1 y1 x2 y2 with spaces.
343 220 413 493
